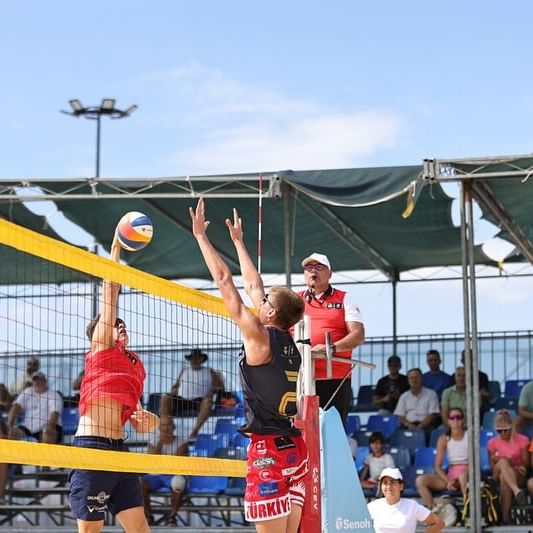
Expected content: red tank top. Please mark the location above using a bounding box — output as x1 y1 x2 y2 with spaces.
79 341 146 424
299 288 352 379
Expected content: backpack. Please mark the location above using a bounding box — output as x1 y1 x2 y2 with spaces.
461 481 500 527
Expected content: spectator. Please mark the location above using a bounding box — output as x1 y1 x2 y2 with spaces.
452 349 490 415
440 366 467 427
416 407 469 508
527 437 533 500
160 348 224 439
0 384 12 414
359 431 395 490
298 252 365 426
143 416 187 526
373 355 409 414
517 380 533 434
487 409 529 524
394 368 440 439
9 356 39 397
423 350 452 400
367 468 444 533
7 371 63 444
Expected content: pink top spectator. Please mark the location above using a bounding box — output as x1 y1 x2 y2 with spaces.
487 432 529 467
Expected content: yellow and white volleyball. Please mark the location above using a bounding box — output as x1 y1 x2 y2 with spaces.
170 474 187 493
115 211 153 252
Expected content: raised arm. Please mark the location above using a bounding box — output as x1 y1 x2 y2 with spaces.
189 199 269 364
225 208 265 308
90 236 121 355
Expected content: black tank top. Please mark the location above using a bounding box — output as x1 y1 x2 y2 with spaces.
239 327 301 436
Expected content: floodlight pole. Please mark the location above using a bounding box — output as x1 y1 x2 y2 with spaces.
62 99 137 316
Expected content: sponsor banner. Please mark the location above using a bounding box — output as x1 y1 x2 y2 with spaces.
320 409 374 532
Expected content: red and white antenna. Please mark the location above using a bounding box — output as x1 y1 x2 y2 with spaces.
257 172 263 273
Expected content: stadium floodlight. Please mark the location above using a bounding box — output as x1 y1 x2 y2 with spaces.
61 98 137 178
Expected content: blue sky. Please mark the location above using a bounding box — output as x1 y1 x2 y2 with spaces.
1 1 532 337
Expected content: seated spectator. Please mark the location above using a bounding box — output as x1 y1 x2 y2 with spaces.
9 356 40 397
416 407 469 508
7 371 63 444
451 349 490 415
359 431 395 490
487 409 529 524
373 355 409 414
394 368 440 440
143 415 187 526
160 348 224 439
423 350 452 401
0 384 12 414
518 380 533 433
440 366 466 428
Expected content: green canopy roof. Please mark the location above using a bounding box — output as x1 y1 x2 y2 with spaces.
2 155 532 285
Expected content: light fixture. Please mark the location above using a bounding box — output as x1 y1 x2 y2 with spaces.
100 98 116 111
123 105 138 116
69 99 84 112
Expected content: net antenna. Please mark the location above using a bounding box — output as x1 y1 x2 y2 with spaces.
257 172 263 273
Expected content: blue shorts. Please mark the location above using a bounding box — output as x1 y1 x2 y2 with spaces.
143 473 172 492
69 436 144 521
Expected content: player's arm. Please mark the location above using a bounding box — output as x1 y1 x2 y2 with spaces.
189 199 270 365
91 236 121 355
225 208 266 308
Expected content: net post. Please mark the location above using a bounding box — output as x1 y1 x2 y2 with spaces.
294 315 321 533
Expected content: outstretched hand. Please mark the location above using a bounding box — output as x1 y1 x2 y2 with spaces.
225 208 243 243
189 198 210 239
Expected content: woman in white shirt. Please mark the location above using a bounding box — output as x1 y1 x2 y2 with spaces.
367 468 444 533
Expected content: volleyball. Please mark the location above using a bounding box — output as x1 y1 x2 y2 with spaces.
170 474 187 493
116 211 153 251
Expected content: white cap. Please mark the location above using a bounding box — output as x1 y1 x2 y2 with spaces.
302 253 331 270
379 467 403 481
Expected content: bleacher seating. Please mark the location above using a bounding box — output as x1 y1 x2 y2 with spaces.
352 430 371 447
388 446 411 469
429 426 446 448
401 465 432 498
480 446 490 474
414 447 447 470
504 379 528 399
188 475 228 494
352 385 376 412
493 396 518 412
61 407 79 436
345 413 361 434
366 414 399 440
192 433 231 456
355 446 369 472
480 429 496 447
488 380 501 405
389 428 426 459
232 432 250 449
214 417 238 436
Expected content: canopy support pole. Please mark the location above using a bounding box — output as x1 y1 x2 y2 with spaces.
283 183 292 288
460 180 482 532
392 278 398 353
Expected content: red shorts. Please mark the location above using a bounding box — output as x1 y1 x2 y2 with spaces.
244 433 308 523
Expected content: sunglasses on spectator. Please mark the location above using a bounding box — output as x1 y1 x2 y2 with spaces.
303 263 328 272
496 427 512 434
448 415 464 421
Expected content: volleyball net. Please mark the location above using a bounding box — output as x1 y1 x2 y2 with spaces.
0 218 245 478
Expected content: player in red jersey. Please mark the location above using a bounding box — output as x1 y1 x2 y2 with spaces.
190 199 308 533
69 236 159 533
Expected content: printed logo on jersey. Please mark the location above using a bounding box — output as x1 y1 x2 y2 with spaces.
254 440 268 455
258 481 279 496
286 452 298 465
253 457 276 468
326 303 343 309
258 469 273 481
274 436 296 450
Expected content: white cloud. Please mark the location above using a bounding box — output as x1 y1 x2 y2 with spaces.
145 64 403 174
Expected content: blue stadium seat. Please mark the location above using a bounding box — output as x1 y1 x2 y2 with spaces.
488 380 501 405
232 433 251 450
213 446 247 460
389 429 426 458
214 418 238 436
480 446 490 474
234 390 245 405
61 407 79 435
429 426 446 448
352 385 376 412
414 447 448 470
366 414 399 440
192 433 229 457
388 446 411 469
504 380 528 399
355 446 370 472
519 424 533 439
482 409 517 430
234 404 245 420
225 477 246 496
480 429 497 447
352 430 371 447
345 413 361 435
188 475 228 494
494 397 518 412
401 465 433 498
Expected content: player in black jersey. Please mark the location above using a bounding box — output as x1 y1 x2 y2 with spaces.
190 199 308 533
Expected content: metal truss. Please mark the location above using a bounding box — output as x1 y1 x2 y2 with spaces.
0 173 282 202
